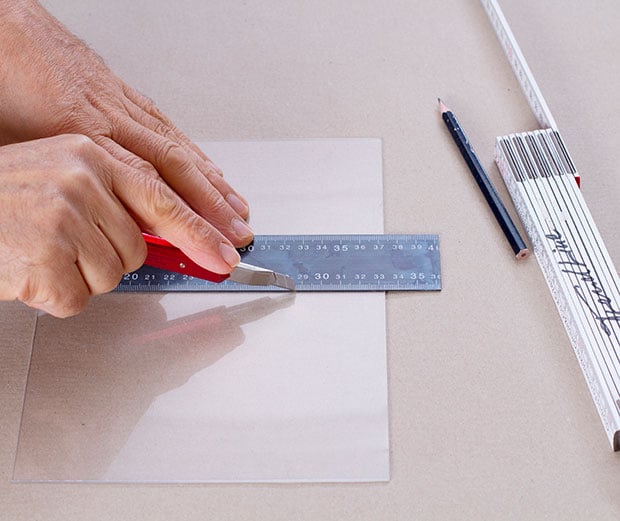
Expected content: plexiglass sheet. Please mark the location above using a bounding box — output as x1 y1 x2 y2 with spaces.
14 139 389 483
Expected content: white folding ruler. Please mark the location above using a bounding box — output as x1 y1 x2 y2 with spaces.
481 0 620 450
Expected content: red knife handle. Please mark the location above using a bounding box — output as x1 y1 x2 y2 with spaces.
141 233 230 283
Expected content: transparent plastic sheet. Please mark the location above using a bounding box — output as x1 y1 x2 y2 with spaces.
13 139 390 483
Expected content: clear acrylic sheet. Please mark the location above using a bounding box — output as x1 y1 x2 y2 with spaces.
13 139 389 483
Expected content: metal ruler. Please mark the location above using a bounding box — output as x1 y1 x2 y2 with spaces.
115 234 441 292
482 0 620 450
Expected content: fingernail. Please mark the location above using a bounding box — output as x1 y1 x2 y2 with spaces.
220 242 240 268
226 193 249 216
232 217 254 240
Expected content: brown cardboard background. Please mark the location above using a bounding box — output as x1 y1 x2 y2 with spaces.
1 0 619 519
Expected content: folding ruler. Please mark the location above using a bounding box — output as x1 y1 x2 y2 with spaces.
481 0 620 450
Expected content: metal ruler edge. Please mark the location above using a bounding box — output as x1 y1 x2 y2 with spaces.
115 234 441 292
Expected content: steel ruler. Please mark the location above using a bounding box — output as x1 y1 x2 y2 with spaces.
115 234 441 292
481 0 620 450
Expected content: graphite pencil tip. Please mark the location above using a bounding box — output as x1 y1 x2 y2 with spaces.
438 98 449 114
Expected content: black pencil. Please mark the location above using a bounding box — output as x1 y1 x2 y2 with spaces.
438 98 529 260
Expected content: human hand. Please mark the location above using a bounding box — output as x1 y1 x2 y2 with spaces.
0 135 243 318
0 1 253 259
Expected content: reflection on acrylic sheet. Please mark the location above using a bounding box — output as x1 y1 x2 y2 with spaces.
14 292 388 483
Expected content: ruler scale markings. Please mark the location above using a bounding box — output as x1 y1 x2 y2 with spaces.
550 158 618 411
544 135 620 307
116 234 441 292
482 0 620 449
542 136 620 310
504 136 610 412
515 135 615 352
555 173 620 354
550 129 577 175
496 134 620 446
518 135 620 393
497 136 617 438
538 133 620 345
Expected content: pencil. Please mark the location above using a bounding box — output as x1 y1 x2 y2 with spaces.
438 98 529 260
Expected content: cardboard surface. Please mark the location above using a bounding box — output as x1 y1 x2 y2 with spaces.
1 0 619 518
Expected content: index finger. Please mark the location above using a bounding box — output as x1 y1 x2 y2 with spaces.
109 120 253 246
101 149 241 274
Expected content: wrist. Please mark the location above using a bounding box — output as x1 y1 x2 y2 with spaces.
0 0 86 144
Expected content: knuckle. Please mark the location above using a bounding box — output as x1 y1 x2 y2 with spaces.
61 133 96 153
144 179 186 223
185 213 216 244
167 212 222 256
92 259 125 295
125 236 148 272
179 217 225 265
204 166 223 182
136 90 157 111
156 139 178 162
128 155 158 177
153 119 176 140
94 278 121 295
15 277 40 308
50 168 98 207
64 165 95 190
153 108 173 127
17 278 88 318
141 95 173 126
203 195 234 229
209 163 225 177
156 140 189 173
